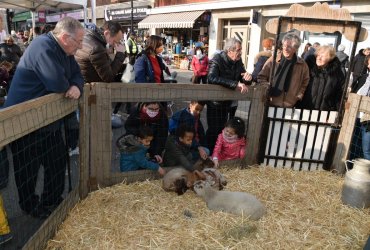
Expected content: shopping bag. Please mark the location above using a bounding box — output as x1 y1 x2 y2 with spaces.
121 63 135 83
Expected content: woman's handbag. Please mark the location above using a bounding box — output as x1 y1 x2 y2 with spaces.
121 63 135 83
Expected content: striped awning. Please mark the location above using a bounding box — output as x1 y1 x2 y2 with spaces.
138 10 205 29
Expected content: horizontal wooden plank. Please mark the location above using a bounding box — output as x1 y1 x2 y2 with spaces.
0 94 78 148
99 82 267 102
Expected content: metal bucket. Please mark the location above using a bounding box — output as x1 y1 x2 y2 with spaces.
341 158 370 208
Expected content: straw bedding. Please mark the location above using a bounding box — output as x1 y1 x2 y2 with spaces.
46 166 370 249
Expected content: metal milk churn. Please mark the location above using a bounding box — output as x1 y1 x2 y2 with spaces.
341 158 370 208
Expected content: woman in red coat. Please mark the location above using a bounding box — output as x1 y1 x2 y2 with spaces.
191 46 209 84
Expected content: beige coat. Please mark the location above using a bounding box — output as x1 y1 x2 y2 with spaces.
258 53 310 108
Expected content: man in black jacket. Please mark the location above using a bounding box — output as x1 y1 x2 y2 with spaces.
206 38 251 153
351 47 370 93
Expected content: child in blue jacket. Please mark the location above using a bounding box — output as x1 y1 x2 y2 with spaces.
117 126 166 176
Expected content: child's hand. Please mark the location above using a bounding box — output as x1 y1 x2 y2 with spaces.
212 158 219 168
154 155 163 164
158 167 166 176
198 147 208 160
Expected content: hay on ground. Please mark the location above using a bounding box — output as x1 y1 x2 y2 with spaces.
46 166 370 249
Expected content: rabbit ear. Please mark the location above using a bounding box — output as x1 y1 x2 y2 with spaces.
194 170 206 180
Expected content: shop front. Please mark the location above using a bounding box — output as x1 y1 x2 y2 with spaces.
105 6 149 34
138 10 211 68
46 10 85 25
12 11 31 32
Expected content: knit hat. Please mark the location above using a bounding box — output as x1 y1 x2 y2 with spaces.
338 44 345 52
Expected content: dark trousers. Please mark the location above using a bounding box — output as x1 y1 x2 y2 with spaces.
195 75 208 84
206 104 231 153
11 128 67 212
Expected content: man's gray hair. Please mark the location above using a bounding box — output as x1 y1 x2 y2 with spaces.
223 38 241 52
282 33 301 50
52 16 83 37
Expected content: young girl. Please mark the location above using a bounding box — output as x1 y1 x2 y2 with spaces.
212 117 246 168
117 126 166 176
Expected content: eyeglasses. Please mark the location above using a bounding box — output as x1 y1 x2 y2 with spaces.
69 35 83 46
282 44 295 50
230 48 242 53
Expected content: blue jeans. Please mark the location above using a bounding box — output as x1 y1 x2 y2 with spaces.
361 124 370 160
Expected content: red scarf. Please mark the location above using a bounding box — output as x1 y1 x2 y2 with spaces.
139 108 160 124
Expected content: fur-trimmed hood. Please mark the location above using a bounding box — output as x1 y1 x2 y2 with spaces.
311 56 343 76
254 50 272 64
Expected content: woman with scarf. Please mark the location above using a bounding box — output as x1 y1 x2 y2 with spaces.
298 45 345 111
258 33 310 108
191 46 209 84
124 102 169 164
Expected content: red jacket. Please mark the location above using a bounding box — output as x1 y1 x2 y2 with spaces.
191 55 209 76
212 130 246 161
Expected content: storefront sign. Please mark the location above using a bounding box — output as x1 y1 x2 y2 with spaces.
105 7 148 21
12 11 31 22
38 11 46 23
46 10 84 23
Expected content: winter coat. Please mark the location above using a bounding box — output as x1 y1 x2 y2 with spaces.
163 135 194 171
168 107 206 147
191 55 209 77
74 28 125 83
118 134 159 172
124 103 168 157
252 51 272 82
258 52 310 108
298 56 345 111
4 32 84 108
134 53 167 83
352 49 367 77
336 51 349 77
207 51 250 107
212 130 246 161
0 43 22 66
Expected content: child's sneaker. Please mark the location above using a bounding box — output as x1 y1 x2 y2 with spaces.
0 233 12 245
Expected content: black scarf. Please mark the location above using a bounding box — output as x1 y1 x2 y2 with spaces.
270 54 297 97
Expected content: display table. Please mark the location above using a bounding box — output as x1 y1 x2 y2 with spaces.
173 54 186 68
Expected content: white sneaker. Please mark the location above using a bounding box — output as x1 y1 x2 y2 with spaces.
69 147 79 156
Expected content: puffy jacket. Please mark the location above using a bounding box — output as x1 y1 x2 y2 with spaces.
163 135 194 171
74 28 125 83
0 43 22 66
352 49 367 77
191 55 209 77
207 51 250 107
212 130 246 161
118 134 159 172
124 103 168 157
298 56 345 111
134 53 167 83
252 51 272 82
258 53 310 108
169 107 206 147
